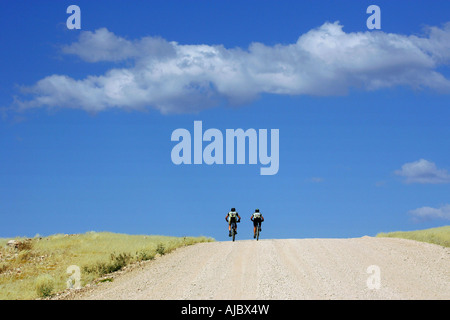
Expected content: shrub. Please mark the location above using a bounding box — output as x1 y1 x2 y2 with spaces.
35 274 55 298
109 252 131 272
16 239 33 251
16 250 33 263
0 263 9 274
156 243 165 255
136 250 155 261
83 252 132 276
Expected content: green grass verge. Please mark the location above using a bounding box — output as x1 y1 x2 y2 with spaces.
376 225 450 248
0 232 214 300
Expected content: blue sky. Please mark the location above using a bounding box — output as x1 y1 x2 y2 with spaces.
1 0 450 241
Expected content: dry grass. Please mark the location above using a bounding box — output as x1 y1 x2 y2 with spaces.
0 232 214 300
376 225 450 247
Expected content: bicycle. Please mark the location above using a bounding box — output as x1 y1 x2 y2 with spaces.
230 220 240 242
255 221 261 241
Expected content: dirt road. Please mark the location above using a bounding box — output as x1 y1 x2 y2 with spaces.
68 237 449 300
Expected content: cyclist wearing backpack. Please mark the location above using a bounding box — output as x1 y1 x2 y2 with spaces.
226 208 241 237
251 209 264 238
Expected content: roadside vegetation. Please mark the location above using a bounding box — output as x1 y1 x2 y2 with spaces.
376 225 450 248
0 232 214 300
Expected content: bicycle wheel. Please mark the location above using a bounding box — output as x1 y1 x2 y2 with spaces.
256 225 260 241
231 222 236 242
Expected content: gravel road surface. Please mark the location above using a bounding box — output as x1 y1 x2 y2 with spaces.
67 237 449 300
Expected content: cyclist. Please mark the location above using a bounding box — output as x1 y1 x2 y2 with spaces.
225 208 241 237
250 209 264 238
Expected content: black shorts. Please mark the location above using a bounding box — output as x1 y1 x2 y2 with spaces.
252 218 262 227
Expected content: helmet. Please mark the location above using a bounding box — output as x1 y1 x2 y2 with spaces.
231 208 236 211
255 209 259 212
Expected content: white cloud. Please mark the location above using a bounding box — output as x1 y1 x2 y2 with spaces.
61 28 176 63
15 22 450 114
409 204 450 221
395 159 450 184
